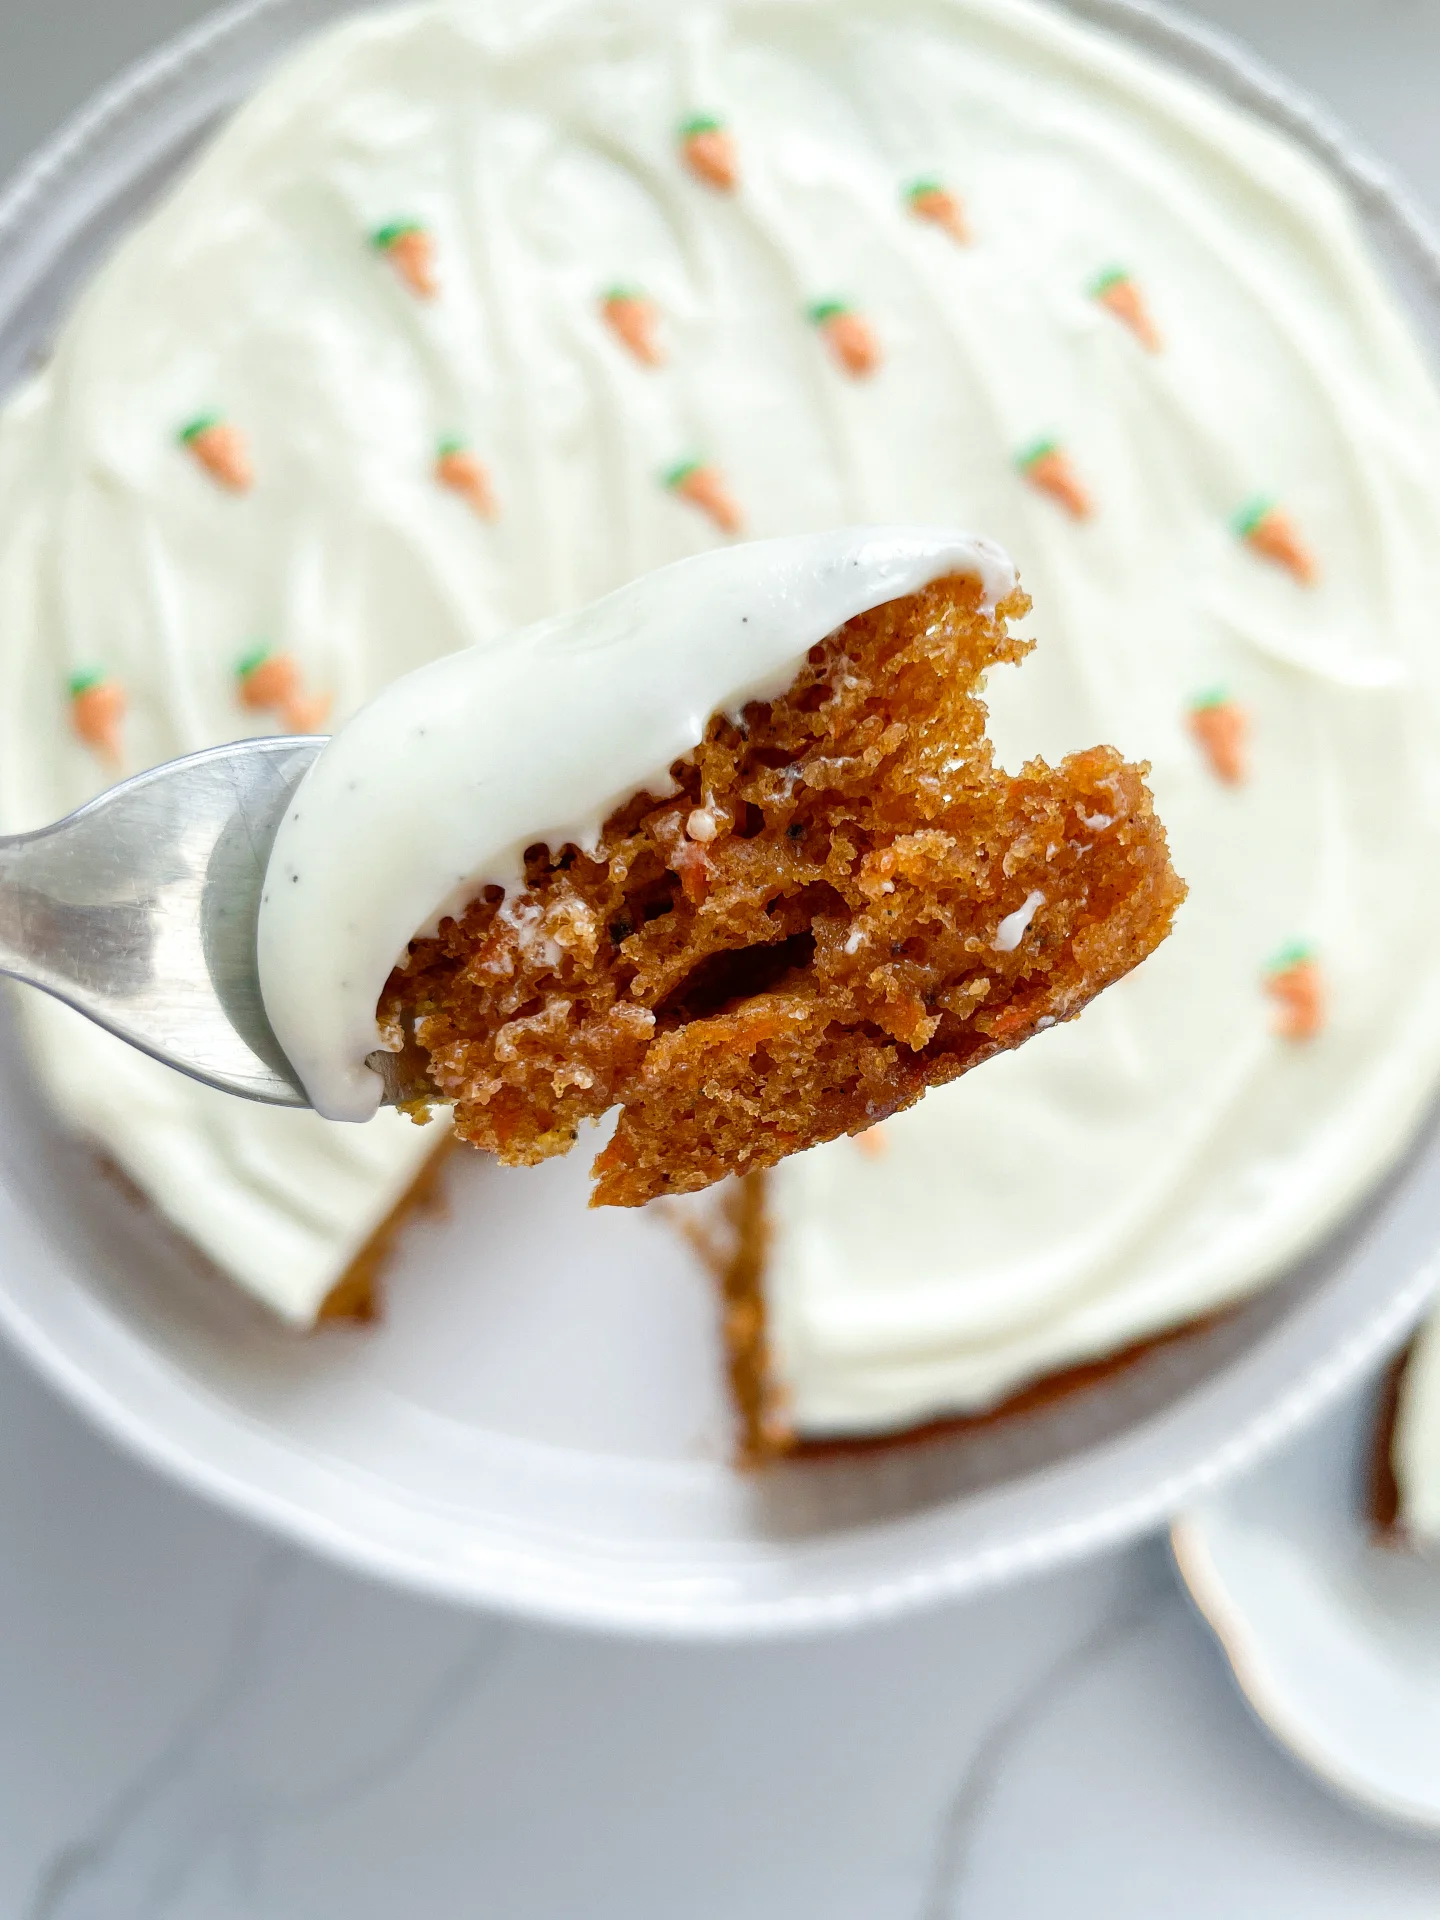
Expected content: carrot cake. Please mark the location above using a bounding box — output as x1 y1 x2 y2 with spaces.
256 530 1183 1197
0 0 1438 1429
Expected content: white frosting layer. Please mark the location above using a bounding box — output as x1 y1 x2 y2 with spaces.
745 5 1440 1432
3 0 1440 1386
258 527 1014 1121
0 354 446 1324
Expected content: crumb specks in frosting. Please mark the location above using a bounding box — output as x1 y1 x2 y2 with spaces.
1091 266 1162 351
371 219 437 299
1017 438 1092 519
1265 941 1325 1040
679 113 737 190
1234 496 1316 584
178 413 251 491
663 457 742 533
1188 686 1248 784
236 646 330 734
807 299 880 378
905 177 969 244
67 669 125 767
601 286 664 365
435 438 498 519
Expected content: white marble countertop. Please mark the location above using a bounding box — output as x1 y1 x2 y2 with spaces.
5 1 1440 1913
5 1334 1440 1918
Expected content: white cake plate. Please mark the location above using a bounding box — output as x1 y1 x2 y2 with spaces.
1173 1369 1440 1831
1 0 1439 1636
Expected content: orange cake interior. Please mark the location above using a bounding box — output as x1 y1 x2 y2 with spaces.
380 573 1186 1205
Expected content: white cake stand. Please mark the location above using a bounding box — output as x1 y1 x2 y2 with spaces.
0 0 1437 1637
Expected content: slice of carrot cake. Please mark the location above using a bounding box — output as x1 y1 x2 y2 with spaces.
257 530 1184 1203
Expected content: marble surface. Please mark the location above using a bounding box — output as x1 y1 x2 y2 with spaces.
5 0 1440 1912
6 1339 1440 1918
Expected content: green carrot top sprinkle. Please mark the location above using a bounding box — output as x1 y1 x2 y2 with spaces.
1190 685 1232 711
1267 938 1314 973
807 298 850 324
67 668 106 698
436 436 470 460
663 457 704 488
905 177 944 201
679 113 723 137
1017 436 1059 469
235 645 272 680
371 219 423 250
1090 265 1130 296
1233 495 1276 537
178 413 221 444
603 284 646 305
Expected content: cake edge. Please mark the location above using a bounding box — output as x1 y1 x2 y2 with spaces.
698 1170 1237 1467
315 1133 454 1322
91 1133 454 1327
1368 1341 1410 1542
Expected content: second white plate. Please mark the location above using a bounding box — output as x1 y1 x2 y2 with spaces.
1174 1367 1440 1831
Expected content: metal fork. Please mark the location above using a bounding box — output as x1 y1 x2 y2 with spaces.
0 737 327 1105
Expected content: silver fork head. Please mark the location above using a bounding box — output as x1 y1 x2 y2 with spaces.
0 736 325 1105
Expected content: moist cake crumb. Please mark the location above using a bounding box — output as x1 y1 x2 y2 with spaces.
379 572 1186 1205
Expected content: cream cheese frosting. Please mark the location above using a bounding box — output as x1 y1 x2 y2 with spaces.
2 0 1440 1399
258 526 1015 1121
